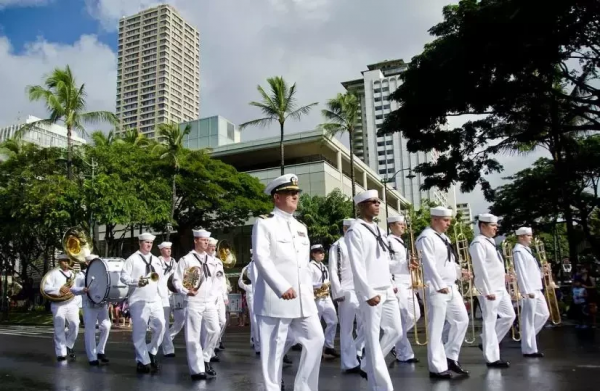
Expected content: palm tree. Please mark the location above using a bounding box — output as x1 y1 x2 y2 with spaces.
153 121 192 230
319 92 360 216
23 66 117 179
240 77 318 175
120 128 151 147
91 130 118 147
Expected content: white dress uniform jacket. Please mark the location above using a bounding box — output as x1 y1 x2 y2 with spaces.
417 227 468 374
43 268 80 358
120 251 167 366
388 234 421 361
252 208 324 391
310 260 338 349
469 235 515 363
346 220 402 391
513 243 549 354
71 270 111 362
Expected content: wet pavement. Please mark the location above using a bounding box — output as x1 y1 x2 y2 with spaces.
0 324 599 390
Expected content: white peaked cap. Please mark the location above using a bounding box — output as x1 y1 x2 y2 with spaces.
264 173 301 195
430 206 453 217
192 229 211 238
354 189 379 205
478 213 498 224
310 244 325 251
158 242 172 249
515 227 532 236
57 253 70 260
208 237 218 245
138 232 156 241
343 218 355 226
85 254 100 261
387 215 405 224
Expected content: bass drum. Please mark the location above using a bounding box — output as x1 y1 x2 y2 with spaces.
86 257 130 304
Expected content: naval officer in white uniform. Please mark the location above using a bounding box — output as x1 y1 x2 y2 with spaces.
469 214 515 367
417 206 470 379
329 218 363 373
513 227 549 358
252 173 324 391
157 241 178 357
345 190 402 391
120 232 166 374
387 215 421 364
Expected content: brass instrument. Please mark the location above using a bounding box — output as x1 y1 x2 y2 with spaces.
167 266 204 293
241 265 252 285
406 216 428 346
502 238 522 342
217 240 237 269
40 227 93 302
453 223 477 344
533 238 561 325
139 272 159 287
314 281 331 299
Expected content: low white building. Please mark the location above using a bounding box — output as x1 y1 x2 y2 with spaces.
0 115 86 148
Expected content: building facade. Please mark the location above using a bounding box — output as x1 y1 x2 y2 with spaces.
456 202 474 226
342 59 451 209
0 115 86 148
180 116 240 150
115 4 200 138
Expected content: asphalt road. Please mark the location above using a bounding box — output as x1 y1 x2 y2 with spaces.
0 324 599 390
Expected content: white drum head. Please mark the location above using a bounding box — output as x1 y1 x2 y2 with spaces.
86 258 110 304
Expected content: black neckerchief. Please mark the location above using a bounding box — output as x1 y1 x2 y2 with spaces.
312 260 328 283
391 236 409 261
192 253 211 277
432 232 458 265
523 246 542 268
360 222 393 257
483 237 504 264
59 270 72 283
163 257 174 274
139 254 156 275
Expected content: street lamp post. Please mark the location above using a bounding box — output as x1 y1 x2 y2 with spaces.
382 167 416 234
80 157 98 239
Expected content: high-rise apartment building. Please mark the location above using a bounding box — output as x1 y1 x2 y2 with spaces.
342 59 450 208
116 4 200 138
456 202 474 226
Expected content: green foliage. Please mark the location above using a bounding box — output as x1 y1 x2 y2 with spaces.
296 189 354 249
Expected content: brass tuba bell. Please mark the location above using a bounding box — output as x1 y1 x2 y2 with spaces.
62 226 93 265
216 240 237 269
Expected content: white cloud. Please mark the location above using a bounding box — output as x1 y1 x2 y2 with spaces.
0 0 51 10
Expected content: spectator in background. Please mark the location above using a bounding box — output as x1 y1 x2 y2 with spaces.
571 278 588 328
578 266 597 327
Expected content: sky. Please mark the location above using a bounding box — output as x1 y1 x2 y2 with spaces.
0 0 545 218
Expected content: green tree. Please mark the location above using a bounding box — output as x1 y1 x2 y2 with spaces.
23 66 117 179
379 0 600 262
240 77 318 175
319 92 360 216
296 189 354 250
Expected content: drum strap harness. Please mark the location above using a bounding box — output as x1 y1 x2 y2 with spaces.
192 253 211 277
139 254 156 275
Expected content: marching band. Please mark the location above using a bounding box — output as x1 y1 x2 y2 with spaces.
39 174 560 390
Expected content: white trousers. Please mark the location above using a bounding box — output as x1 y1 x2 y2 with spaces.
185 305 219 375
359 288 402 391
161 306 176 355
83 305 111 362
426 284 469 373
51 302 80 357
394 283 421 360
337 290 363 369
247 293 260 352
258 314 324 391
520 290 549 354
478 290 516 363
316 297 338 349
129 300 166 365
218 296 227 343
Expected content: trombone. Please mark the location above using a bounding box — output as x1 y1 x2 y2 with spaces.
533 238 562 325
453 223 477 344
502 239 521 342
407 217 428 346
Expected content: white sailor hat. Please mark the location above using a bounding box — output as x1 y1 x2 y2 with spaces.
343 218 355 226
193 229 211 238
430 206 453 217
158 242 172 249
478 213 498 224
85 254 100 261
515 227 532 236
57 253 70 261
208 237 218 246
354 189 379 205
310 244 325 252
264 174 302 195
387 215 405 224
138 232 156 241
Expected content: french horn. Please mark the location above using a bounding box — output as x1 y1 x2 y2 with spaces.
167 266 204 293
217 240 237 269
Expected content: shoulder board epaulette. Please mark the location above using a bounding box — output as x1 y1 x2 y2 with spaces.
259 213 274 219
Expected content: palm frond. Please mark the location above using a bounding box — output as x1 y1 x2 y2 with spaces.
287 102 318 121
239 117 275 129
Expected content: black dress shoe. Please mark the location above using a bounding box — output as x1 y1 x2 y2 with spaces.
255 351 261 356
210 354 220 363
478 343 483 351
204 362 217 377
447 359 469 375
397 357 420 363
283 354 293 364
218 342 225 350
89 360 100 366
149 354 159 372
57 356 67 362
136 362 151 374
430 371 453 379
344 365 362 374
281 379 285 391
191 373 207 381
359 369 368 380
67 348 76 359
97 354 109 363
486 360 510 368
164 353 176 358
523 352 544 358
324 347 340 358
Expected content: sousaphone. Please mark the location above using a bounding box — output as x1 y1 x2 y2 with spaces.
217 240 237 269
